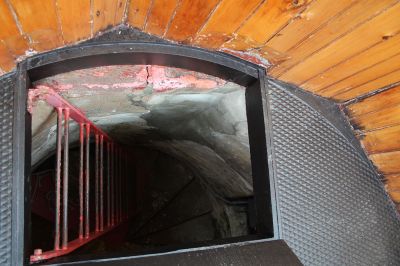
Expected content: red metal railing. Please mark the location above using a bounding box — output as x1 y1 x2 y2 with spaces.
30 89 128 263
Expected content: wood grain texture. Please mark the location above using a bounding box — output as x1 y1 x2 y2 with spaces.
384 175 400 203
145 0 179 36
127 0 152 30
93 0 122 33
351 105 400 132
347 85 400 117
9 0 63 51
194 0 263 49
335 68 400 101
361 125 400 154
0 0 28 55
303 32 400 93
115 0 128 23
270 0 397 78
320 53 400 98
165 0 219 43
370 151 400 175
265 0 357 58
57 0 91 43
277 3 400 85
222 0 308 51
0 40 15 71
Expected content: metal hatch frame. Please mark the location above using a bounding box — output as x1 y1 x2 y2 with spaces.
12 42 279 265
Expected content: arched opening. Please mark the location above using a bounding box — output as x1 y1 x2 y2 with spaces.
19 43 276 264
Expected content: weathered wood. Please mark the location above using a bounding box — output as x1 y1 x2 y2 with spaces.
92 0 121 33
370 151 400 175
271 0 397 78
335 68 400 101
320 53 400 98
0 41 15 71
360 125 400 154
9 0 63 51
127 0 152 30
165 0 219 43
351 105 400 132
277 4 400 85
193 0 263 49
304 32 400 93
0 0 28 55
145 0 179 36
384 175 400 203
222 0 308 51
266 0 357 60
347 85 400 117
57 0 91 43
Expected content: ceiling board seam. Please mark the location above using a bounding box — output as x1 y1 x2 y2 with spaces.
218 0 267 50
271 0 372 76
333 65 400 99
191 0 223 43
163 0 182 38
283 0 360 55
122 0 131 24
54 0 66 45
343 81 400 106
318 48 400 95
4 0 33 48
351 120 400 134
274 2 399 80
90 0 94 37
143 0 155 31
260 0 316 49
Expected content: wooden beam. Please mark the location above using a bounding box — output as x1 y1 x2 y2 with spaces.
165 0 219 43
193 0 263 49
9 0 63 51
144 0 179 36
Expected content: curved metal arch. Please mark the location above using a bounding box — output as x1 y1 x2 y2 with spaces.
26 42 260 86
12 41 278 265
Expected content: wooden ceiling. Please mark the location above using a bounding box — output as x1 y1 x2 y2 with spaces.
0 0 400 210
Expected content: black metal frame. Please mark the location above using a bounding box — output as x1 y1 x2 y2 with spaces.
12 42 279 265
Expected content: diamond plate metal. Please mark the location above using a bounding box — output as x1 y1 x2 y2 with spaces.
267 84 400 265
0 73 15 265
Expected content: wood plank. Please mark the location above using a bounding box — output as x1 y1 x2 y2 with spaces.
9 0 63 51
0 40 15 71
127 0 152 30
92 0 120 33
115 0 128 23
270 0 396 77
303 32 400 93
347 85 400 117
277 3 400 85
222 0 309 51
193 0 263 49
351 105 400 132
165 0 219 43
370 151 400 175
265 0 356 56
0 0 28 55
384 175 400 202
335 68 400 101
145 0 179 36
320 53 400 98
360 124 400 154
57 0 91 43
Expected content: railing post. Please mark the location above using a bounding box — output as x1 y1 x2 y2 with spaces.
95 134 99 232
79 123 84 239
54 107 63 250
100 135 104 231
85 123 91 238
62 108 70 249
